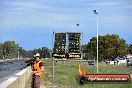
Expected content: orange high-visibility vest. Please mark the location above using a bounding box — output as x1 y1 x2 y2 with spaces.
33 60 42 77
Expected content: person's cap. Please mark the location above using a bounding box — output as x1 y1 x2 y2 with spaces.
34 53 40 57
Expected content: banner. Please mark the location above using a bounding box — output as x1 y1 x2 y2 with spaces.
77 74 131 84
52 53 81 59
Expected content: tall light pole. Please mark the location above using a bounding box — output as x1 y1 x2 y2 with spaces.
16 44 20 59
17 46 20 59
76 24 79 27
93 10 99 73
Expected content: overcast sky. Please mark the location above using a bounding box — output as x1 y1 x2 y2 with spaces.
0 0 132 50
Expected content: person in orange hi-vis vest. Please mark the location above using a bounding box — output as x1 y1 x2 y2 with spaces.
32 53 44 88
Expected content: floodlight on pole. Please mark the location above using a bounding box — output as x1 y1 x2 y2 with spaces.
93 10 99 73
76 24 79 27
93 10 99 15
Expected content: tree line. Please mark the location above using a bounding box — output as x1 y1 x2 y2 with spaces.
0 34 132 60
32 47 51 58
83 34 132 61
0 41 51 59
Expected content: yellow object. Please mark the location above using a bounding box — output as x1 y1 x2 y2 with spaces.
78 64 86 76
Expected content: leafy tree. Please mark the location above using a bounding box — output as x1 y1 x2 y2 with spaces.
0 41 50 59
41 47 50 58
33 47 51 58
0 43 3 59
23 50 33 58
17 46 33 58
3 41 17 59
84 34 128 61
128 44 132 54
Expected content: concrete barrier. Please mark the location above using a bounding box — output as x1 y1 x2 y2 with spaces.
130 74 132 81
0 66 32 88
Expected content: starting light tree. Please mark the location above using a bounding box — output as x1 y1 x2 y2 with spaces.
68 33 81 53
52 32 82 59
54 33 66 53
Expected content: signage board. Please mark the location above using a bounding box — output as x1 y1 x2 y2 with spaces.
52 32 82 60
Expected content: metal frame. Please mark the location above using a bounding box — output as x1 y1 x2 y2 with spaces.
96 14 99 74
52 31 89 88
51 59 94 88
65 33 69 53
53 58 82 60
53 32 82 59
52 31 55 88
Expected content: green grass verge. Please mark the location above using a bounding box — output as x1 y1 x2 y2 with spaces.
42 59 132 88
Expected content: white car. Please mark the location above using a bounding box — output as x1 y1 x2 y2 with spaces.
115 58 126 65
105 60 117 65
106 58 126 66
127 57 132 66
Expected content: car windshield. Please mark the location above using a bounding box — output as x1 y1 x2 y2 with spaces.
128 57 132 60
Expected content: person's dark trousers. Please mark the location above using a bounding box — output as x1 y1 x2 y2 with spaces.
32 75 40 88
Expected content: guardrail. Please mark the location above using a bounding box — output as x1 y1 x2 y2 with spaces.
0 66 32 88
